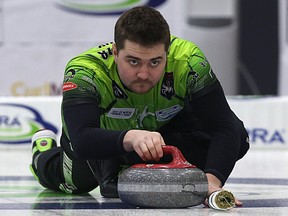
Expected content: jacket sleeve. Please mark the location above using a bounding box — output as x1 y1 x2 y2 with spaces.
62 98 128 160
189 81 240 185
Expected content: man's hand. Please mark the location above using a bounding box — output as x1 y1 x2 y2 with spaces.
123 130 166 161
205 173 242 207
206 173 222 196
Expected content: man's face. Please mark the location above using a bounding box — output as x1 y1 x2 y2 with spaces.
113 40 167 94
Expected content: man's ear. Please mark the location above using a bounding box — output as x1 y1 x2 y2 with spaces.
112 43 118 63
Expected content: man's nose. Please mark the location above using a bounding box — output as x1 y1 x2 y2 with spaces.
137 65 149 80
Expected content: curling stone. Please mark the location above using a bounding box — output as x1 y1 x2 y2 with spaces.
117 145 208 208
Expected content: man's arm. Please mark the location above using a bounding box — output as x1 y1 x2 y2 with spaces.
189 82 240 186
62 99 128 160
62 98 165 161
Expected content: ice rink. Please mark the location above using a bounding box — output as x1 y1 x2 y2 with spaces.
1 0 287 215
0 147 288 216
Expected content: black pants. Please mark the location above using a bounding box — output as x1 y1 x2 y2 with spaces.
35 112 249 194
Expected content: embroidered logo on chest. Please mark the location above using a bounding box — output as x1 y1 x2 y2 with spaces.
107 108 135 119
155 105 183 121
161 72 175 100
112 81 127 99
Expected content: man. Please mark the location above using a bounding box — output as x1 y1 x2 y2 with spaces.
30 6 249 206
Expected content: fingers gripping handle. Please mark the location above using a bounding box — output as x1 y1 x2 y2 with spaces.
131 145 196 169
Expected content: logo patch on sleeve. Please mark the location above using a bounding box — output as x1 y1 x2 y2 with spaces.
63 82 78 92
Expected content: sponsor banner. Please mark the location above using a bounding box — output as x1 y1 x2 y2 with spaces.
2 95 288 149
228 96 288 148
0 44 91 97
55 0 167 15
0 97 61 149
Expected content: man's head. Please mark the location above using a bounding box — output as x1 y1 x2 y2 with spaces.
112 6 170 94
114 6 170 52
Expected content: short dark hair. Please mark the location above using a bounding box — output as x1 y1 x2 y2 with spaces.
114 6 170 52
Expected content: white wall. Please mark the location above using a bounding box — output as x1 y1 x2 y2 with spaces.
0 0 183 96
278 0 288 95
182 0 238 95
0 0 242 96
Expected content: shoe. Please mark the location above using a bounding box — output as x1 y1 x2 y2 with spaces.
100 164 130 198
30 129 57 181
31 129 57 157
100 178 118 198
87 160 129 198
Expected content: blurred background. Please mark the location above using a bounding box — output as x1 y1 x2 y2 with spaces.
0 0 285 96
0 0 288 148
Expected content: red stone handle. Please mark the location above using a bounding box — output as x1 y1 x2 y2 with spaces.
131 145 196 169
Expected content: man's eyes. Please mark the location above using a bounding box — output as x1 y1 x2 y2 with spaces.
128 59 160 67
150 61 159 67
129 60 138 65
